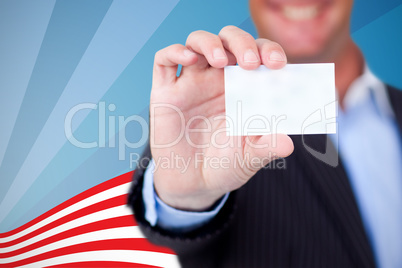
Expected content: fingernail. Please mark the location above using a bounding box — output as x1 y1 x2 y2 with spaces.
244 49 259 63
184 49 195 57
213 48 226 60
269 51 286 62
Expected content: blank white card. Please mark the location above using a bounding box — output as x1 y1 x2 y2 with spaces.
224 63 337 136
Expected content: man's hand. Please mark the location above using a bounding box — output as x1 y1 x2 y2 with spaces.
150 26 294 211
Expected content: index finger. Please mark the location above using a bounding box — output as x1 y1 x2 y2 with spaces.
218 26 261 70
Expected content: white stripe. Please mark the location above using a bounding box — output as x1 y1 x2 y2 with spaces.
0 182 131 243
17 250 180 268
0 205 133 253
0 226 144 264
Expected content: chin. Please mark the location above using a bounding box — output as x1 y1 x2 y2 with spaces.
285 47 328 63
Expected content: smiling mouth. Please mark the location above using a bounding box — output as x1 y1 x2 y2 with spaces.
283 5 319 21
266 0 332 22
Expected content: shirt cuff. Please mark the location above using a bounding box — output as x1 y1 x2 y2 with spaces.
142 159 229 232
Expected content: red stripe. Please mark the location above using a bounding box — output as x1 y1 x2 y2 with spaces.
1 239 174 267
0 171 134 238
45 261 161 268
0 170 177 267
0 215 137 258
0 194 131 248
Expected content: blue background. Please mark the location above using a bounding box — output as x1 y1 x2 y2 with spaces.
0 0 401 232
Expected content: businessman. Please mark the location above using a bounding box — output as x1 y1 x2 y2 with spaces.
129 0 402 267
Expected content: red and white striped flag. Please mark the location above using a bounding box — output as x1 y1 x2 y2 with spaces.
0 172 179 268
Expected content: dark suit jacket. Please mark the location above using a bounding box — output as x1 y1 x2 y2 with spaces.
128 86 402 268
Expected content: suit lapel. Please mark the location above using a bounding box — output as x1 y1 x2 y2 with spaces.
386 85 402 135
292 134 376 268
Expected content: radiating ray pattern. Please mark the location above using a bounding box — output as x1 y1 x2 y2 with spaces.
0 0 180 232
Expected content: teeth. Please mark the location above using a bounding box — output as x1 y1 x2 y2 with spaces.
283 5 319 21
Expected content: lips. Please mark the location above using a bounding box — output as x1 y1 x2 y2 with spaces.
283 5 319 20
265 0 332 21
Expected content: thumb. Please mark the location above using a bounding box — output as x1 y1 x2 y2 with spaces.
242 134 294 172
